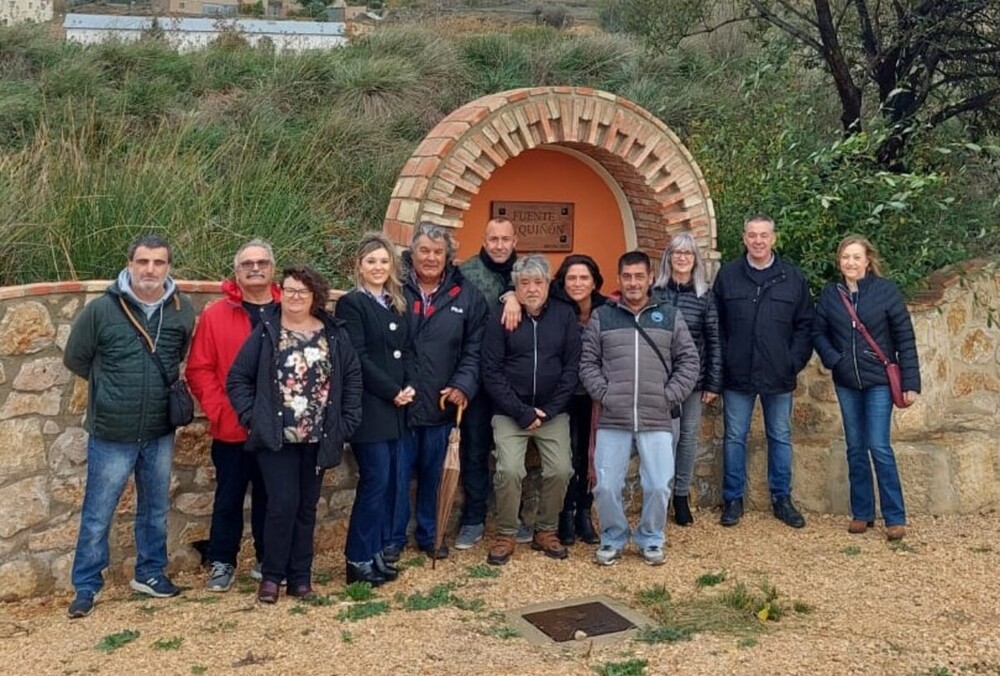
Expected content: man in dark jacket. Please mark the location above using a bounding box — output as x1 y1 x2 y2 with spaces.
63 235 195 618
482 255 579 566
387 223 488 561
580 251 699 567
713 214 814 529
186 239 280 592
455 217 524 549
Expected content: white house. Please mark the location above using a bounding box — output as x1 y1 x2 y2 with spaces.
62 13 347 53
1 0 53 26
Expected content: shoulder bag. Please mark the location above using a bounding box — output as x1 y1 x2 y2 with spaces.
117 297 195 427
836 289 910 408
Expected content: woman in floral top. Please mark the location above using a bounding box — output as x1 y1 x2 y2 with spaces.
228 266 362 604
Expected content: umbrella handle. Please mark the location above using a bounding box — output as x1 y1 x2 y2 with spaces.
439 394 466 426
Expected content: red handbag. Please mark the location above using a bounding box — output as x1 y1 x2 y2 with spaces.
837 290 912 408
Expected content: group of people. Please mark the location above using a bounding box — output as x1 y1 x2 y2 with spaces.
63 213 921 617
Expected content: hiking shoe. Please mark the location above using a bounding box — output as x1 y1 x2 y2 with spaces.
848 519 875 534
772 495 806 529
130 575 180 598
594 545 623 566
454 523 485 550
885 525 906 541
514 521 533 544
486 535 516 566
250 562 263 581
720 497 743 527
381 544 402 564
531 530 568 560
642 545 666 566
419 543 449 560
67 591 97 619
206 562 235 592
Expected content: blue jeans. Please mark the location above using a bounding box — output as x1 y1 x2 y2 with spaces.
722 390 793 501
835 385 906 526
345 439 400 562
593 428 674 550
206 440 267 566
671 390 703 497
387 423 451 550
72 433 175 594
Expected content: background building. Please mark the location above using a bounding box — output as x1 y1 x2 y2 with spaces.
1 0 53 25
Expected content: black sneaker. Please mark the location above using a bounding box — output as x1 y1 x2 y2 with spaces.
130 575 181 598
720 497 743 527
382 544 402 564
772 495 806 529
419 543 449 560
67 591 97 619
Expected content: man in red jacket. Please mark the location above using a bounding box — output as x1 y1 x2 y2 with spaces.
186 239 281 591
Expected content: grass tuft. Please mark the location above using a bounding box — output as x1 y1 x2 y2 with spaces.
635 584 671 607
466 564 501 579
842 545 862 556
634 625 693 644
403 583 456 611
593 658 647 676
151 637 183 650
696 571 727 588
96 629 140 652
336 600 391 623
342 582 375 602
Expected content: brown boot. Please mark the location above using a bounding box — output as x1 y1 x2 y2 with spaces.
885 525 906 541
847 519 874 534
486 535 516 566
531 530 568 560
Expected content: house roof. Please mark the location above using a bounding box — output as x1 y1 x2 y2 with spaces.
63 13 347 36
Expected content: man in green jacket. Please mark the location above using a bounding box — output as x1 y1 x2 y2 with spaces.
63 235 195 618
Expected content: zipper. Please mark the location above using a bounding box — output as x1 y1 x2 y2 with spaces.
848 289 863 388
530 316 538 406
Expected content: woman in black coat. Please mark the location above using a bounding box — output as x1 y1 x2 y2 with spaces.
653 232 722 526
334 233 415 587
227 265 362 603
813 235 920 541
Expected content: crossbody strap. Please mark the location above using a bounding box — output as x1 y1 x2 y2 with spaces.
116 296 175 386
837 289 891 367
634 321 669 372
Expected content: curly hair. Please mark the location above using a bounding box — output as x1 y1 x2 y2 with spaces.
281 265 331 316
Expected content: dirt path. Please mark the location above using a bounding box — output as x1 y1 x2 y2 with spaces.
2 511 998 675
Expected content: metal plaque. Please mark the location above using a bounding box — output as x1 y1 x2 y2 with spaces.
521 601 635 642
492 201 574 252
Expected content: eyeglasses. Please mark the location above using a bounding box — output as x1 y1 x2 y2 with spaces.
239 259 273 271
670 251 694 259
282 287 312 298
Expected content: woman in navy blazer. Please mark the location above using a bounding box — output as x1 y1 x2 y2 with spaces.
813 235 920 541
334 233 415 586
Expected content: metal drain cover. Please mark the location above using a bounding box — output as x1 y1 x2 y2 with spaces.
522 601 636 642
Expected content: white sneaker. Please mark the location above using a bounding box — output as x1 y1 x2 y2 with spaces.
594 545 623 566
249 562 263 581
642 545 666 566
206 562 235 592
454 524 485 550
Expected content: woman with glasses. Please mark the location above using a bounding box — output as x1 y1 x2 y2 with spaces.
334 233 414 587
227 265 362 603
652 234 722 525
813 235 919 541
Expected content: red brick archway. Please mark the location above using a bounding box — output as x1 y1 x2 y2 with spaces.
383 86 716 263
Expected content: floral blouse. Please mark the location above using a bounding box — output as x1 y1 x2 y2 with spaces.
276 327 332 443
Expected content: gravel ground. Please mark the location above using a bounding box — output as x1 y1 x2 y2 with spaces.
2 510 998 675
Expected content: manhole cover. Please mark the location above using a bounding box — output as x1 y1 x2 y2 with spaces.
522 601 636 642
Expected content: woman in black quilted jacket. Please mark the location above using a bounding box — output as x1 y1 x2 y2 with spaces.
813 235 920 541
653 233 722 526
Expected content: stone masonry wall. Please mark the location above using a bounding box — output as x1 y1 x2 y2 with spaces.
1 262 998 600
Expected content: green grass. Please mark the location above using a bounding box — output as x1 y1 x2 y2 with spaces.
466 564 501 579
191 667 207 675
593 658 647 676
314 569 334 585
340 630 354 644
336 600 391 622
793 601 814 614
342 582 375 602
634 625 693 644
696 571 727 588
969 546 993 554
95 629 140 652
635 584 671 607
289 605 307 615
889 541 917 554
399 556 427 570
737 637 758 649
403 583 457 611
301 594 335 607
151 637 183 650
842 545 862 556
488 624 519 639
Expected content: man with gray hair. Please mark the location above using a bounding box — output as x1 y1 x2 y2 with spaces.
386 223 488 562
186 238 280 591
481 254 580 565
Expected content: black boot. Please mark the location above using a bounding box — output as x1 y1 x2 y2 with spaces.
558 511 576 546
373 552 399 581
772 495 806 529
575 509 600 544
673 494 694 526
346 561 387 587
720 497 743 527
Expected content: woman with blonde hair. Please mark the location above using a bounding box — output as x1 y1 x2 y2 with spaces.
813 235 920 540
653 232 722 526
334 233 415 585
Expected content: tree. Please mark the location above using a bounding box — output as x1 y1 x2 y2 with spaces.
605 0 1000 167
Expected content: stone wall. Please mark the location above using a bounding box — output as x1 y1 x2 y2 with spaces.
1 262 998 600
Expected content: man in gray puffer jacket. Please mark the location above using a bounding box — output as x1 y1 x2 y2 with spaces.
580 250 699 567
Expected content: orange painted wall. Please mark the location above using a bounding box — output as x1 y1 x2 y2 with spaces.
455 148 625 287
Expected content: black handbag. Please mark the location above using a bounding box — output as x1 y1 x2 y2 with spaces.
116 297 195 428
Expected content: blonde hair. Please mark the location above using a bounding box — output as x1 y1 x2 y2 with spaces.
836 234 883 277
354 232 406 314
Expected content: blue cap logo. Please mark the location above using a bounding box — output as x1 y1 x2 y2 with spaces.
651 311 664 323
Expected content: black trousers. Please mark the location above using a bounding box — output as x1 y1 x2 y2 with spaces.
206 440 267 566
562 394 595 513
256 442 324 587
459 391 493 526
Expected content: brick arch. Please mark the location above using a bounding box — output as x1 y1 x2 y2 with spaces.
383 86 717 262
